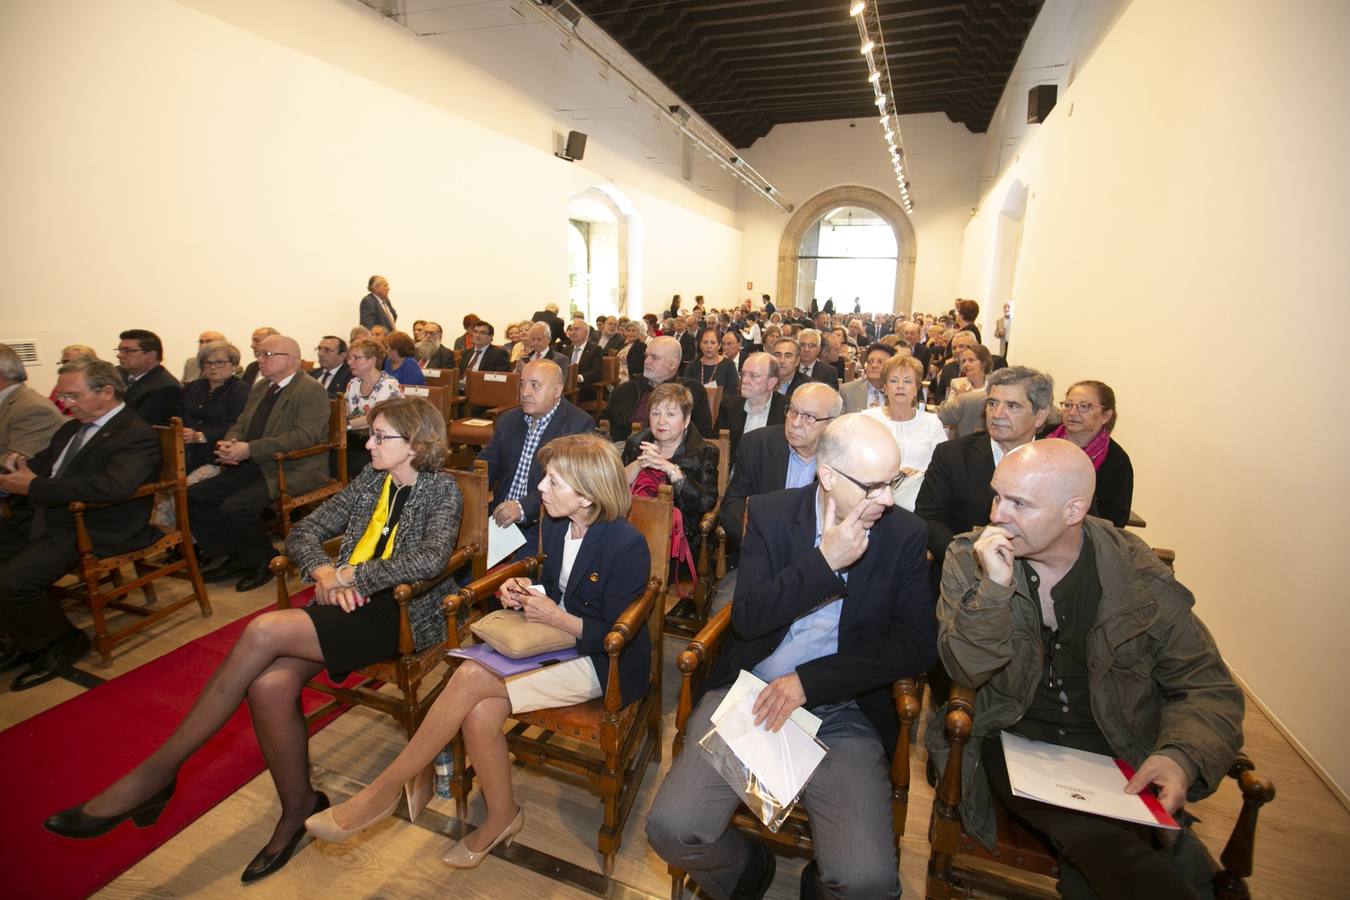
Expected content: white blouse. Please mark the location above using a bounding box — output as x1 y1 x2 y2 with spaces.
860 406 948 473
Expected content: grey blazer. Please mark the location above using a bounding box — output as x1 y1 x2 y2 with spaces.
225 373 331 498
285 465 464 652
0 384 65 458
839 377 881 414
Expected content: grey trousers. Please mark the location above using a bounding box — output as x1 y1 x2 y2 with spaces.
646 686 900 899
708 567 738 615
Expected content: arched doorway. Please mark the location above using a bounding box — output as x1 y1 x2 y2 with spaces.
796 206 897 315
566 186 638 321
776 186 916 315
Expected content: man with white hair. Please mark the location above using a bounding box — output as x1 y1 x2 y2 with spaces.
0 343 64 460
514 322 568 372
359 275 396 331
604 335 713 441
796 329 839 388
930 440 1242 898
648 413 934 899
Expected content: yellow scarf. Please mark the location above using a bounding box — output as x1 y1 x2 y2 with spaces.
349 475 403 564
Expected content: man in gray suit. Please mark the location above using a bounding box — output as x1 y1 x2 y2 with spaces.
189 335 330 592
358 275 397 331
0 344 64 461
839 342 898 413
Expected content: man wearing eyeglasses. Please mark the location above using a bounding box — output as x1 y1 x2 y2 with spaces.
713 352 785 459
188 335 330 593
116 329 181 426
309 336 351 398
649 413 934 899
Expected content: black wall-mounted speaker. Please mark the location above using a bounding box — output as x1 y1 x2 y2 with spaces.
559 130 587 161
1027 84 1057 124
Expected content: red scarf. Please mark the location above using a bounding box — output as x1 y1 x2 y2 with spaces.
631 467 698 597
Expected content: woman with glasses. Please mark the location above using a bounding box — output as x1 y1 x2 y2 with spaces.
179 340 249 474
937 343 994 437
344 337 403 476
1051 380 1133 527
861 354 947 510
45 397 462 884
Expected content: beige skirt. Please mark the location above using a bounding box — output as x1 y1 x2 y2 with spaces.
505 656 602 714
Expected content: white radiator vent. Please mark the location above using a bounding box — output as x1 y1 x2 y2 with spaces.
4 340 39 365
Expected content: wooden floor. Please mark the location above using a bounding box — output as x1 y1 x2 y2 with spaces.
3 576 1347 899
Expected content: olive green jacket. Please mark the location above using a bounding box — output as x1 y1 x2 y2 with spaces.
926 517 1244 849
225 373 330 499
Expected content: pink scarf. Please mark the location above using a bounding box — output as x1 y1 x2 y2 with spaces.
631 466 698 598
1049 424 1110 470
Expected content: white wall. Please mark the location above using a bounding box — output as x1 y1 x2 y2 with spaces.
0 0 741 392
960 0 1350 795
736 114 983 312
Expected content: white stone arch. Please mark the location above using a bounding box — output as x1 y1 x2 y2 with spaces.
776 185 917 315
568 185 640 318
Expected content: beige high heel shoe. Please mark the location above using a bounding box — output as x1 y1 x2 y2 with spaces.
439 807 525 869
305 794 400 843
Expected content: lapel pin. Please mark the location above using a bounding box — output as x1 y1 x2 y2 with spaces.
588 572 599 582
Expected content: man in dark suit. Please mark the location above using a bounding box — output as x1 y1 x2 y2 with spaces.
239 326 280 387
761 292 775 315
648 414 936 899
515 322 569 372
915 366 1054 573
358 275 397 331
421 322 456 369
531 302 566 348
563 319 604 404
190 335 330 592
478 359 595 554
769 337 809 398
820 332 846 383
795 329 839 389
672 317 697 365
899 322 932 374
116 329 181 426
459 321 511 383
604 336 713 441
310 335 352 398
598 317 626 353
0 360 161 689
713 352 785 459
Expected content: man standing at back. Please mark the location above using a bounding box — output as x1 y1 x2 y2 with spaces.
190 335 330 592
359 275 397 331
116 329 181 426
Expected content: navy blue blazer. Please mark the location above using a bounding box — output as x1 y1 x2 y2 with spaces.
703 485 936 755
539 515 652 707
476 398 595 551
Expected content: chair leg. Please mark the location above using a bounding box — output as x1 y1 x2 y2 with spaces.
669 866 687 900
83 567 114 666
597 722 622 876
449 733 473 822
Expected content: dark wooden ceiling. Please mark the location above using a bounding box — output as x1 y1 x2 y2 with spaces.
567 0 1044 148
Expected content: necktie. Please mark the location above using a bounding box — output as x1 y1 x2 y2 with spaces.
469 349 483 371
57 424 96 477
321 369 332 388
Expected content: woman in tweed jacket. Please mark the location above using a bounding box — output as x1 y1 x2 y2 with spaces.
44 397 462 886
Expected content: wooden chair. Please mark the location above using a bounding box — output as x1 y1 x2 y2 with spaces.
925 547 1272 899
703 384 723 423
446 370 519 449
423 367 455 389
270 461 489 737
275 397 348 537
665 428 730 639
580 355 620 420
65 418 212 664
443 484 675 874
668 603 923 898
399 384 449 423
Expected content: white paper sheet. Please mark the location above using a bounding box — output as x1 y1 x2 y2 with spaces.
1000 731 1179 829
709 670 827 807
487 519 527 568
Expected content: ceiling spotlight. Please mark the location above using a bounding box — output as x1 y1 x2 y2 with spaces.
875 94 886 108
868 71 880 84
850 1 865 16
860 39 874 54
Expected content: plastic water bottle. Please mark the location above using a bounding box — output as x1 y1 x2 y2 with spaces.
433 748 453 798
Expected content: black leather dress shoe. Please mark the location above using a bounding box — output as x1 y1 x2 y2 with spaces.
12 630 91 692
44 778 177 838
731 838 776 899
199 555 236 577
241 792 330 883
204 561 249 584
0 639 36 673
234 563 273 593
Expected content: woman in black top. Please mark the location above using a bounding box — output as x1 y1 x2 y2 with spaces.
683 328 739 394
179 340 249 472
1052 380 1134 527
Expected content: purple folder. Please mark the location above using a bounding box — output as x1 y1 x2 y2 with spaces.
445 642 581 677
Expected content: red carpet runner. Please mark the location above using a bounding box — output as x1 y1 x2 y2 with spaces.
0 595 354 899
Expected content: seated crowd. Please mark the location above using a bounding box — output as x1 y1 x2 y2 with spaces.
0 280 1243 900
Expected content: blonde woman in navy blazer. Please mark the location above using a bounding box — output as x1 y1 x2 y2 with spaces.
307 433 651 869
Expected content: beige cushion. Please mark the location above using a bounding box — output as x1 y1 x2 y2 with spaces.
470 609 574 659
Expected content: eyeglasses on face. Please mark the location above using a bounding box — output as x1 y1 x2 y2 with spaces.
1059 400 1102 414
115 346 146 355
368 431 406 445
831 466 906 499
258 351 292 359
202 359 232 368
786 405 835 426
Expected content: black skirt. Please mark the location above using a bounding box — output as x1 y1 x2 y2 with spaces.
303 587 400 681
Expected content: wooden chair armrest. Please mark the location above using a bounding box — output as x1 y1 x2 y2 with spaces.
672 604 733 743
270 554 294 608
273 443 329 462
392 544 478 603
485 403 518 419
937 683 977 812
604 578 662 657
698 503 721 536
1215 754 1275 891
440 556 543 649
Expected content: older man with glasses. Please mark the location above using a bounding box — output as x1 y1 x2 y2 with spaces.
189 335 330 592
648 412 934 899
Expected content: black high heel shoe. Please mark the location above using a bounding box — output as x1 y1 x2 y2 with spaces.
240 791 330 884
43 779 177 839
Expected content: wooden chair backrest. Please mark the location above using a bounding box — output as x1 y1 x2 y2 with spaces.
712 428 731 497
704 385 723 418
423 368 455 388
844 359 857 382
327 397 347 451
565 363 578 393
449 460 490 577
400 384 448 419
600 355 619 382
155 418 186 488
628 484 674 649
301 358 316 372
465 369 518 410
